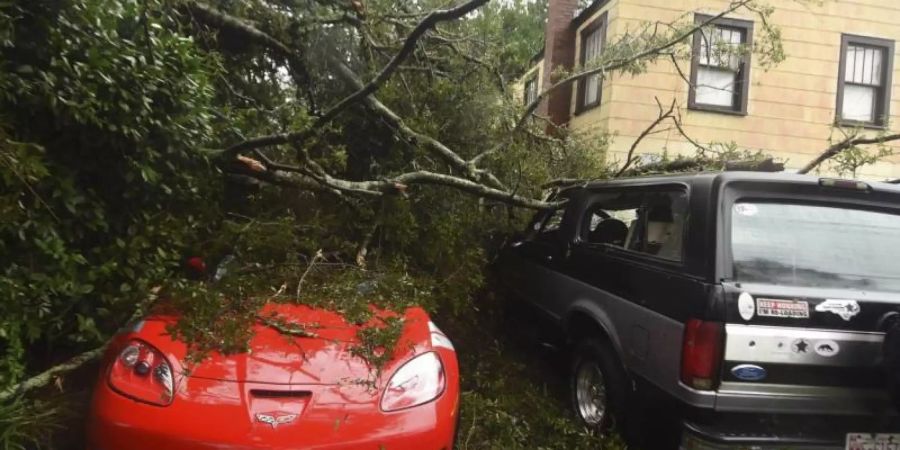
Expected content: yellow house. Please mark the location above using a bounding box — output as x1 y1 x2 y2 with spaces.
524 0 900 180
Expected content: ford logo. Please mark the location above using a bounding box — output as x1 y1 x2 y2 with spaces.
731 364 767 381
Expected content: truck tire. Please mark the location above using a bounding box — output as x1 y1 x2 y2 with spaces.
570 338 630 434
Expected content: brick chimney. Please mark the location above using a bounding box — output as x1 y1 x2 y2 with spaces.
539 0 578 126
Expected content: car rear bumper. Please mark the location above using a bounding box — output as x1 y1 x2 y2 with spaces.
679 412 900 450
87 373 459 450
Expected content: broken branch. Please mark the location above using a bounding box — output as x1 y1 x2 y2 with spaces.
614 97 677 177
798 132 900 174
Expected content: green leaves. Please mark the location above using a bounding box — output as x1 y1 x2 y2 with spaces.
0 0 222 399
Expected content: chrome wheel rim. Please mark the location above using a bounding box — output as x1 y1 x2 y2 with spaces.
575 362 607 426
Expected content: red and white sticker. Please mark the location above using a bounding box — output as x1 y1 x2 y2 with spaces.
757 298 810 319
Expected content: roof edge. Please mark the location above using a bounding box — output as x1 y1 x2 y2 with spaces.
573 0 610 28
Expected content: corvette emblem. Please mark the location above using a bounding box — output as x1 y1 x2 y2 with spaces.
815 299 861 321
256 413 298 428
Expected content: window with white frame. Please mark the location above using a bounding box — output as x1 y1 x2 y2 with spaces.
689 16 753 114
837 35 894 127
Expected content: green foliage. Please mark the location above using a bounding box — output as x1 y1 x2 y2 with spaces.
621 141 775 176
0 0 220 388
826 128 895 178
829 145 893 178
470 0 549 78
350 315 406 378
164 281 265 361
0 396 67 450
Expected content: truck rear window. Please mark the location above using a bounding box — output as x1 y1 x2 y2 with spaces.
731 201 900 292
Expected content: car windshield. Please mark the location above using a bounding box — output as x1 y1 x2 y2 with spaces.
731 201 900 293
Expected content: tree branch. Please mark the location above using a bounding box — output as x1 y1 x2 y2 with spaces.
185 1 315 109
239 162 558 210
319 0 489 126
798 132 900 174
330 59 508 191
0 346 107 403
614 97 676 177
203 0 490 160
544 157 783 189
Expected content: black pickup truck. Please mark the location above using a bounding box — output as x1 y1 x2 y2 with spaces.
497 172 900 449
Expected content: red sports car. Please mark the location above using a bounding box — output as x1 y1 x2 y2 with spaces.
86 302 459 450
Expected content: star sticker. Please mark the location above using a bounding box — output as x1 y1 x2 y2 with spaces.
792 339 809 353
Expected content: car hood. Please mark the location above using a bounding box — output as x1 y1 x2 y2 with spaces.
137 303 431 386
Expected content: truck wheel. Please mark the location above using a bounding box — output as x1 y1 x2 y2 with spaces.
570 338 630 433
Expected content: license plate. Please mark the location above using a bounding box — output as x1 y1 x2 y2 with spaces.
846 433 900 450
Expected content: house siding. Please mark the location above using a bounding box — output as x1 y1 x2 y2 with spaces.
569 0 620 134
612 0 900 179
563 0 900 179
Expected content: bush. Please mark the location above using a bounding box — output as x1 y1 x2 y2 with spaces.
0 0 220 386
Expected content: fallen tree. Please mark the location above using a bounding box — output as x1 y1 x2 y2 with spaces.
3 1 899 447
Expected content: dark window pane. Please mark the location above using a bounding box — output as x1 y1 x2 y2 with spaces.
583 190 687 261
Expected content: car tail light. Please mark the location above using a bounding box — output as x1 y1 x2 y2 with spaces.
108 340 175 406
681 319 723 390
380 352 445 412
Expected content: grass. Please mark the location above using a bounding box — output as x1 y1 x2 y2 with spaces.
0 395 71 450
440 288 627 450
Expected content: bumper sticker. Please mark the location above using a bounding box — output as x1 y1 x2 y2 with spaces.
815 299 861 321
734 203 759 216
791 338 810 354
738 292 755 321
757 299 810 319
814 339 840 357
